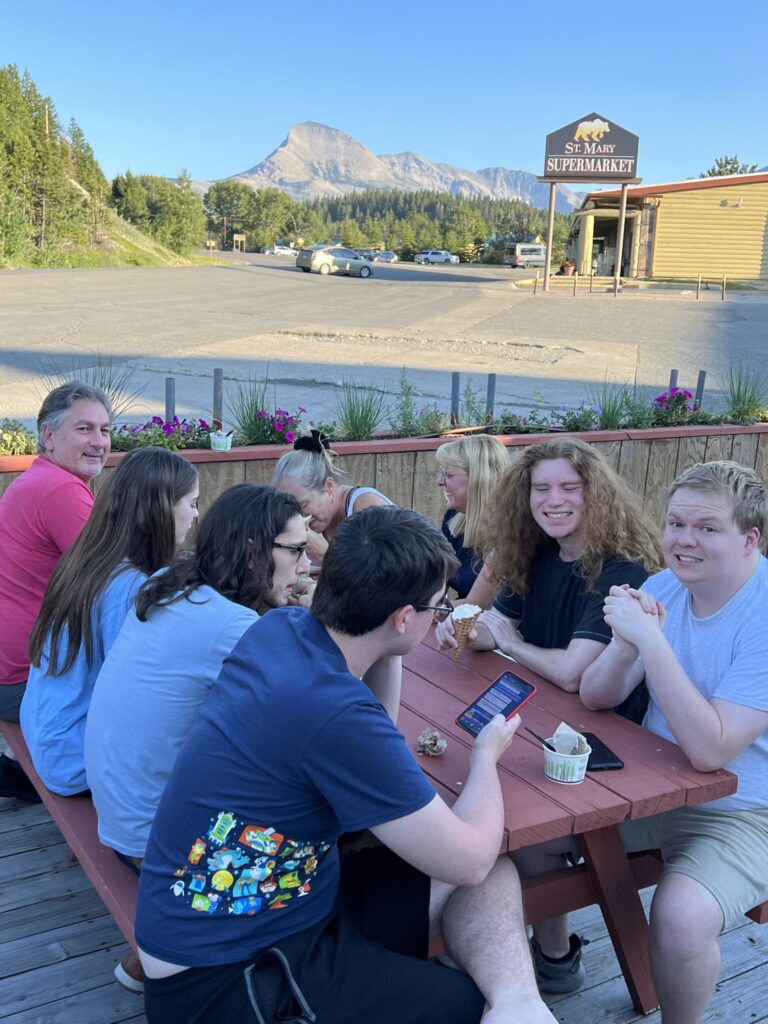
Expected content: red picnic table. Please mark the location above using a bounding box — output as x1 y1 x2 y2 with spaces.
402 633 738 1014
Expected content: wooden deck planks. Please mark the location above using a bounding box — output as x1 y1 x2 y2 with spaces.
2 732 766 1024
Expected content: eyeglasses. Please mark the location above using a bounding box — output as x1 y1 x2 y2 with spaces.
437 466 468 482
413 595 454 624
273 541 308 562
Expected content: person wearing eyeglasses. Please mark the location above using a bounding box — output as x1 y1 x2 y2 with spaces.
83 484 312 992
133 506 557 1024
435 435 510 606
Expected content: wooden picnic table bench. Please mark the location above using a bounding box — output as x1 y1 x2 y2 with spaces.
0 720 138 949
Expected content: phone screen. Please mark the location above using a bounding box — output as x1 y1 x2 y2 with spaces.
456 672 537 737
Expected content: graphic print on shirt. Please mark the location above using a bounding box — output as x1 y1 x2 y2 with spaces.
170 811 331 916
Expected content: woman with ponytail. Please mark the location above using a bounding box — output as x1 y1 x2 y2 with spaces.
273 429 393 564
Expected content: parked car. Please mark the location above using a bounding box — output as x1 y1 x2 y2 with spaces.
295 246 374 278
414 249 459 265
503 243 547 268
264 244 299 256
370 251 398 263
353 248 375 260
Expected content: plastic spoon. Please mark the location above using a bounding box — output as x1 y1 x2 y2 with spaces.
524 726 557 752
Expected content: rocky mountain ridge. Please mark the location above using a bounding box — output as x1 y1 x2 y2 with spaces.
201 122 581 212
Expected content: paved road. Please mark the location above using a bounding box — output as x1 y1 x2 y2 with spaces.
2 255 767 427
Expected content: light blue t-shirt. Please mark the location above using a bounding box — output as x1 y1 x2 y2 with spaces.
20 566 145 795
85 585 259 857
641 558 768 811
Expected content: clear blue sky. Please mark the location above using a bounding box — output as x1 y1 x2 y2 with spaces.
3 0 766 185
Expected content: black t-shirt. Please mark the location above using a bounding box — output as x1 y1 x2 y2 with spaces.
493 542 648 650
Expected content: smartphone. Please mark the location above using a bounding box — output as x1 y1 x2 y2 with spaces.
456 672 537 737
583 732 624 771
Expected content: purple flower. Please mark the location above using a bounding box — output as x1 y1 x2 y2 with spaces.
274 420 284 431
199 419 209 430
298 406 307 414
152 415 164 426
285 431 295 443
162 423 175 435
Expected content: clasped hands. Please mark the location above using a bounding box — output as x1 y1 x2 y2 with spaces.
603 584 666 651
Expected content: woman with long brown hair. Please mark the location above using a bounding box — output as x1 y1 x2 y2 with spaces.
20 447 199 797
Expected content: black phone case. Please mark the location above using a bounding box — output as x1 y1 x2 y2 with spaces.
583 732 624 771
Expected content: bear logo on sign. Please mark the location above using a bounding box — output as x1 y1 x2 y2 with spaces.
574 119 611 142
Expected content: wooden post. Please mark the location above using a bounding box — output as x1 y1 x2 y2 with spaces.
450 372 460 426
722 275 727 300
486 374 497 420
695 370 707 408
543 183 556 292
534 271 539 296
696 274 702 300
213 368 224 431
668 369 679 390
589 271 594 293
164 378 175 422
572 272 578 297
614 182 629 297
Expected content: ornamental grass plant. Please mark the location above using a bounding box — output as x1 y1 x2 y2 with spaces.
334 382 387 440
37 353 147 420
230 376 304 445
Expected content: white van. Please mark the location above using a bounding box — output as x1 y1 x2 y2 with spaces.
503 243 547 268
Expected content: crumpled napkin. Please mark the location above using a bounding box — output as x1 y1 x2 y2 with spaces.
417 728 448 757
551 721 589 755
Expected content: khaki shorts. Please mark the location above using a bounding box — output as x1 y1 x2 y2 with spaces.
620 805 768 930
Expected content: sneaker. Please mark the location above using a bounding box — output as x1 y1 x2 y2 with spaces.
531 933 586 994
0 753 42 803
114 950 145 993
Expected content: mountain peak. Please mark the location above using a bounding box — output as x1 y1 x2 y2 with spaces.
228 124 581 211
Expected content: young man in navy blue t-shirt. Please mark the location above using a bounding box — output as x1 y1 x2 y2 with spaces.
135 506 556 1024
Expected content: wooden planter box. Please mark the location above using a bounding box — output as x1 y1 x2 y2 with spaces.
3 424 768 526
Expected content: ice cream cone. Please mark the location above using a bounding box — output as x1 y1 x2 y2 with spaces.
451 604 482 661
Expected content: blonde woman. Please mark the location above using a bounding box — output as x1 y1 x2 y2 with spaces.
273 429 393 564
435 434 510 606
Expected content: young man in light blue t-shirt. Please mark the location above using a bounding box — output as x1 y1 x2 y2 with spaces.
581 460 768 1024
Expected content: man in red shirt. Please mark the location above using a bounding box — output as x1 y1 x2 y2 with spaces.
0 381 112 800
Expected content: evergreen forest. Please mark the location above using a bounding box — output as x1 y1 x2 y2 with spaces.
1 65 571 269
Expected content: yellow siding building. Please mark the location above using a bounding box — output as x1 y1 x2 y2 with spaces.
571 173 768 280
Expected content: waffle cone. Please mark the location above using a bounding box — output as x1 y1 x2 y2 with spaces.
452 611 480 661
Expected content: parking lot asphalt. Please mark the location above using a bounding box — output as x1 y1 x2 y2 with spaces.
2 254 767 426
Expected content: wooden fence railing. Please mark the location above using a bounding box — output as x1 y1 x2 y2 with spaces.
3 425 768 527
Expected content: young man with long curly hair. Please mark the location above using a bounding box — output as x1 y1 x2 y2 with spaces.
437 436 663 992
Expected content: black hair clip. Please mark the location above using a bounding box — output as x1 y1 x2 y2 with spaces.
293 428 330 453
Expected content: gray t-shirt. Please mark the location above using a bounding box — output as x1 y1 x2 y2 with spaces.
641 558 768 811
84 585 258 856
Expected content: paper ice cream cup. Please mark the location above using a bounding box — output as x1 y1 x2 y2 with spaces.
210 432 233 451
543 740 591 785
